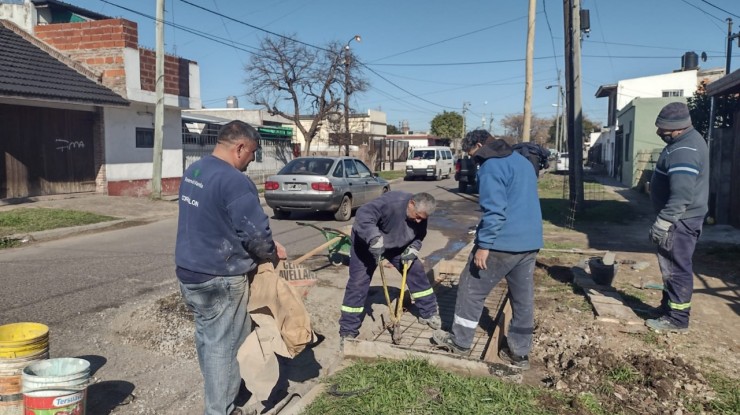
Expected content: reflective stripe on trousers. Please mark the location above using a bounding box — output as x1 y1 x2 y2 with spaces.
450 248 537 357
339 239 438 337
657 216 702 327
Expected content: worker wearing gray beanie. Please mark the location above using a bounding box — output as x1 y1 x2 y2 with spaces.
655 102 692 131
646 101 709 334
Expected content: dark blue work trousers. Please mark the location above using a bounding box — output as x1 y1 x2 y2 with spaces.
339 240 438 337
656 216 703 327
451 248 537 356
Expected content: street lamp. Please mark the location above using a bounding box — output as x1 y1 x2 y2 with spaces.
546 83 565 153
344 35 361 156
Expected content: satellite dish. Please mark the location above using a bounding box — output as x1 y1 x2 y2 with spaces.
701 52 707 62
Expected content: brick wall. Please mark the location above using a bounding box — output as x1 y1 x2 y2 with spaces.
139 48 191 97
35 18 191 98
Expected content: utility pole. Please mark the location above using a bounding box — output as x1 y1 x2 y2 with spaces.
488 113 494 134
152 0 165 199
522 0 536 142
461 101 470 138
344 35 361 156
726 18 740 75
563 0 585 212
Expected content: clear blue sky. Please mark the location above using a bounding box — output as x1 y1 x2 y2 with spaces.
74 0 740 134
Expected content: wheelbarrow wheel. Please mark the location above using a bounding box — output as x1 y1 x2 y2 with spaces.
329 253 345 266
334 195 352 221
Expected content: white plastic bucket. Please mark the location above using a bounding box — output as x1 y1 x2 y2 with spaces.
0 352 48 415
22 358 90 415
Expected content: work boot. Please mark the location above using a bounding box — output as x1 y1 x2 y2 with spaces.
431 330 470 355
646 316 688 334
339 333 357 352
498 346 530 370
418 314 442 330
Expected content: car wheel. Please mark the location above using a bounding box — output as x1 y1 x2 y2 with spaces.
334 195 352 221
273 209 290 220
458 181 467 193
382 186 389 194
435 170 442 181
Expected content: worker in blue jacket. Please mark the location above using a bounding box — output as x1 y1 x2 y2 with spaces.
339 191 441 346
432 130 543 370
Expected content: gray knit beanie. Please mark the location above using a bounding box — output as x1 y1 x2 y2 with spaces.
655 102 692 130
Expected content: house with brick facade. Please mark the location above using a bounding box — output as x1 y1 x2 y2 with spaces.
0 0 201 197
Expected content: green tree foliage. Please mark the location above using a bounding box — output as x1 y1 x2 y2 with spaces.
387 124 401 135
688 80 740 138
546 114 602 145
430 111 464 138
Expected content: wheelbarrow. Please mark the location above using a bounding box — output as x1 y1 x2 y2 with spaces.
294 222 352 266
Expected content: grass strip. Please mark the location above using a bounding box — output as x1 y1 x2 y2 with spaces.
303 359 556 415
0 208 117 236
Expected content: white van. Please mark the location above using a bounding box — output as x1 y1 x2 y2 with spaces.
405 146 454 180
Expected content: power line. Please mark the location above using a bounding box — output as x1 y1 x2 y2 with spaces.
358 61 456 110
589 0 617 80
98 0 259 55
583 38 725 54
370 15 530 63
679 0 725 24
541 0 560 74
176 0 329 52
699 0 740 19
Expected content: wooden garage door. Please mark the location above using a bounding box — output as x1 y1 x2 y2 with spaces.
0 104 96 199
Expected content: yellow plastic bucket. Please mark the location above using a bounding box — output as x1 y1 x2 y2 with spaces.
0 323 49 359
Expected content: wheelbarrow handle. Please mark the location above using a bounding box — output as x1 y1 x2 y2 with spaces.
295 221 324 232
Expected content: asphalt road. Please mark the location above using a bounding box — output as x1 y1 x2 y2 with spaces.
0 176 480 413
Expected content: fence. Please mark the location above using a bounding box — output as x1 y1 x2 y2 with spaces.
182 124 294 185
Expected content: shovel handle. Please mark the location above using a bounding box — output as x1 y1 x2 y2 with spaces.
292 236 342 266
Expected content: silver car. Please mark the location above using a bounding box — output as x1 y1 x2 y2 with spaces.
264 156 390 221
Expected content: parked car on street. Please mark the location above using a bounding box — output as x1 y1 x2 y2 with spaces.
555 152 569 173
264 156 390 221
454 156 478 194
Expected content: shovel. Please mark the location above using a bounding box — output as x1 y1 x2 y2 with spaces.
379 259 410 344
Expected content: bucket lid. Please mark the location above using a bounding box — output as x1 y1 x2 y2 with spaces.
0 323 49 346
22 358 90 380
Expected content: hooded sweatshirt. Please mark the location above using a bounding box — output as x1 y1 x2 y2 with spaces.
473 140 543 252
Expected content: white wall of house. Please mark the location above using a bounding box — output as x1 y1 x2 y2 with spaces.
593 128 616 176
0 1 36 32
616 70 698 111
103 104 183 180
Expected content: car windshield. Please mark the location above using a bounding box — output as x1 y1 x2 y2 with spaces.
279 158 334 175
411 150 435 160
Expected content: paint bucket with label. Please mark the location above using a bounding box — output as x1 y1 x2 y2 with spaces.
0 323 49 359
22 358 90 415
0 352 49 415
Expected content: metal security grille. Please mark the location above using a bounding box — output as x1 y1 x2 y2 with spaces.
181 123 295 184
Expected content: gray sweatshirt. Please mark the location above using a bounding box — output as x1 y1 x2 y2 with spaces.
650 127 709 223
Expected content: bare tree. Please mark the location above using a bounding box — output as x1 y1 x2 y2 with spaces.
500 113 551 145
244 35 367 156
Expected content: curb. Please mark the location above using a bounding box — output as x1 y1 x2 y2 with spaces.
6 218 156 245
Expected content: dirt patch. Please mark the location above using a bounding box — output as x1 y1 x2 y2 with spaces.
532 250 736 414
113 292 197 361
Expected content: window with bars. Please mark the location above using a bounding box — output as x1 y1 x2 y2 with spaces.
136 127 154 148
661 90 684 97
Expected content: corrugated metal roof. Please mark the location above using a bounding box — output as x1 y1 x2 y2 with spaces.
0 22 128 106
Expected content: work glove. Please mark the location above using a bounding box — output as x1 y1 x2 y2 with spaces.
369 236 384 263
401 246 420 264
649 218 672 248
